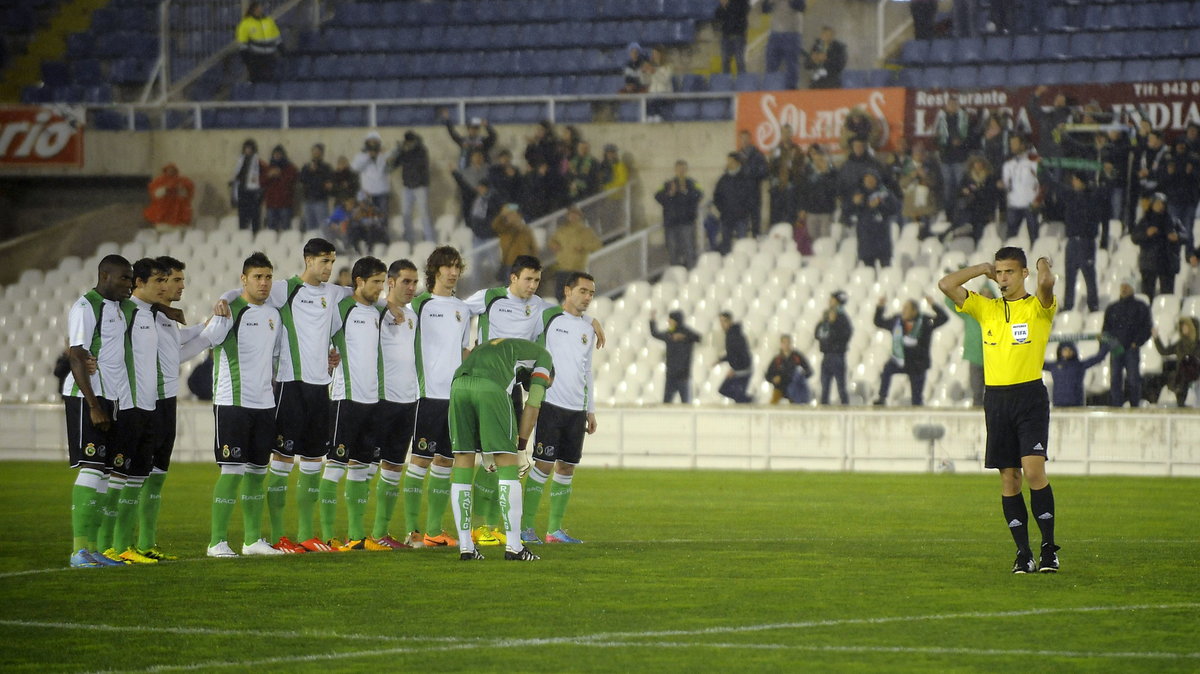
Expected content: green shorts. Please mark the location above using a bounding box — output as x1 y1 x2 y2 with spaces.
449 376 517 455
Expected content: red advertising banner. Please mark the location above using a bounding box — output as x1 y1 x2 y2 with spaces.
0 106 85 167
736 87 909 153
905 81 1200 143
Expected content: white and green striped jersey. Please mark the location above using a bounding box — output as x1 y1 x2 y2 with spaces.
330 297 384 404
410 292 471 400
155 312 207 400
464 287 551 343
537 307 596 412
62 290 127 401
227 277 347 386
201 298 281 409
380 304 418 404
119 296 160 412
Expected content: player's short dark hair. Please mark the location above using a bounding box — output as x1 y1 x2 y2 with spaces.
302 237 336 258
388 259 418 278
98 254 131 271
156 256 185 273
995 246 1027 269
132 257 167 284
563 271 594 289
720 310 734 321
424 245 464 290
351 256 387 285
509 255 542 280
242 251 273 274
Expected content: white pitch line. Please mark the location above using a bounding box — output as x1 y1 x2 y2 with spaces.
0 619 475 645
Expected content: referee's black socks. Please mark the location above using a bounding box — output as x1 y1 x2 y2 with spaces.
1002 494 1031 554
1029 484 1055 548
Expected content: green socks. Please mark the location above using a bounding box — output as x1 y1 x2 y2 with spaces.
318 465 345 542
497 465 521 551
266 459 293 543
112 477 144 552
345 464 369 541
71 468 104 551
424 464 452 535
403 464 427 534
137 471 167 551
372 467 403 539
97 475 124 551
241 467 266 546
450 467 474 553
296 461 322 542
521 466 550 530
547 472 574 533
473 465 499 528
209 471 243 547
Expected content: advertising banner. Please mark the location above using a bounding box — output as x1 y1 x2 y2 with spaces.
0 106 85 167
736 87 909 153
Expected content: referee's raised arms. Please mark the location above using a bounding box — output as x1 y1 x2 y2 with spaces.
1035 257 1055 309
938 262 995 308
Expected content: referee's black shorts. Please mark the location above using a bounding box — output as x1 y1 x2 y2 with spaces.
983 380 1050 470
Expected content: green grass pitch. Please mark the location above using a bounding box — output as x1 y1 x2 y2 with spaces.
0 462 1197 672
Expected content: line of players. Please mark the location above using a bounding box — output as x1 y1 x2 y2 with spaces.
64 238 601 566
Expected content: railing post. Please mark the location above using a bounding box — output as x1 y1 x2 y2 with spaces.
282 103 289 129
623 180 632 235
877 0 886 62
367 102 376 129
160 0 171 100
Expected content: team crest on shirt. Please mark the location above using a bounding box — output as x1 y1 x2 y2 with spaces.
417 437 428 451
114 453 125 467
84 443 96 457
276 435 284 448
268 319 275 331
407 318 413 329
581 333 588 345
221 445 231 459
321 297 327 308
335 444 346 458
524 305 532 316
455 311 462 322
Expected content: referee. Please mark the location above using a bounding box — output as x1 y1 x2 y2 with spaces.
939 247 1060 574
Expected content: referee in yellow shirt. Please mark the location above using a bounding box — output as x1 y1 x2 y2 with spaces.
939 247 1060 574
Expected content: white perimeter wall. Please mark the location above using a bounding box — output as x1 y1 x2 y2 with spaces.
4 403 1198 477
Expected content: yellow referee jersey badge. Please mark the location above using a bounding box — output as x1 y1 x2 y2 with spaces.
1012 323 1029 343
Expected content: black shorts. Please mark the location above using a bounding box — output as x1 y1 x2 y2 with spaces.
374 400 417 465
152 396 177 472
412 397 453 460
111 407 158 477
325 400 379 465
533 402 588 466
984 380 1050 470
214 405 275 467
275 380 330 459
64 396 113 469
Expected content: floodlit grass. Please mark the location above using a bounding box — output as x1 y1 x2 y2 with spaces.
0 462 1197 672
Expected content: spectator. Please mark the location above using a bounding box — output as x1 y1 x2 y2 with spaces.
1002 135 1040 241
899 143 941 240
1134 130 1169 209
714 0 750 74
650 309 701 403
521 162 557 221
524 121 561 170
230 138 265 233
568 141 601 202
765 335 814 404
988 0 1014 34
713 153 756 254
945 288 991 406
326 196 355 252
953 0 977 38
805 26 847 89
143 163 194 231
547 205 602 297
736 130 769 237
717 311 754 403
873 295 948 406
1151 317 1200 407
1026 85 1072 188
53 346 72 393
644 46 674 122
335 266 351 287
769 124 805 178
599 144 629 193
1043 341 1110 407
492 206 537 273
768 162 800 226
453 173 500 248
235 2 281 83
347 192 387 254
815 290 853 405
840 106 883 151
391 131 434 244
846 171 898 268
977 114 1011 175
298 143 332 232
621 42 649 93
947 156 997 242
1131 193 1186 299
837 137 885 205
488 150 523 205
934 97 972 209
1102 280 1152 407
350 131 394 217
656 160 704 268
561 126 584 160
262 144 297 232
441 109 496 169
1160 154 1199 239
910 0 937 40
330 155 359 203
1059 172 1103 312
799 147 839 240
454 149 490 223
761 0 806 90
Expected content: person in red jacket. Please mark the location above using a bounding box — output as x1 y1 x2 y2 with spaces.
263 144 298 231
143 163 194 231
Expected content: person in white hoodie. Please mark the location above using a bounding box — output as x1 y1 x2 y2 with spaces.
351 131 396 221
1002 135 1041 242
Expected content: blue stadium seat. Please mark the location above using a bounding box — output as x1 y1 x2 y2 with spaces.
1153 30 1189 58
959 37 985 63
948 66 977 89
840 70 867 88
276 81 305 100
110 58 150 84
1092 60 1122 82
671 101 701 121
41 61 70 87
1034 62 1065 84
1044 6 1070 32
734 73 762 91
923 66 950 88
1121 60 1152 82
290 107 336 128
375 80 403 99
1040 33 1069 60
1011 35 1041 62
1131 3 1156 29
1006 64 1037 87
1095 32 1127 59
92 109 128 131
324 81 351 99
927 39 955 64
977 65 1006 87
349 80 381 99
679 74 708 92
1066 32 1097 60
708 73 733 92
231 82 255 101
254 83 279 100
556 101 592 123
1062 61 1092 83
615 101 640 122
1181 58 1200 80
982 35 1011 62
699 99 731 121
20 86 49 104
899 40 929 65
474 77 502 97
334 107 367 127
89 8 118 33
1124 30 1156 59
1082 4 1110 31
510 103 545 124
71 59 103 84
1163 2 1190 28
66 33 94 60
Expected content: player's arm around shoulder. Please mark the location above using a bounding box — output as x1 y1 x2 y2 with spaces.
1036 257 1056 310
